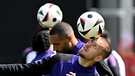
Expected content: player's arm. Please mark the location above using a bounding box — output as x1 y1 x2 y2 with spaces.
0 53 73 76
0 54 60 76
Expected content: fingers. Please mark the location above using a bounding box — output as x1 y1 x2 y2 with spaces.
66 72 76 76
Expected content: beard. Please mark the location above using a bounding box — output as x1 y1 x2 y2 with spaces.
78 49 86 59
79 53 85 59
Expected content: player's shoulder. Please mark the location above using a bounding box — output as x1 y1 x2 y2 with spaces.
49 53 74 62
56 53 74 61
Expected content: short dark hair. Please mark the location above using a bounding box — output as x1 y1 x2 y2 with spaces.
31 28 50 53
49 22 73 37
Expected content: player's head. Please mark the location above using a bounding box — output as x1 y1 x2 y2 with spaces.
49 22 76 53
32 28 50 53
79 37 112 62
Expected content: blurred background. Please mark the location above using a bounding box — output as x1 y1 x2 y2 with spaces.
0 0 134 76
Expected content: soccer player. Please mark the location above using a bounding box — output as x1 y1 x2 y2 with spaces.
49 22 84 54
22 28 55 63
30 28 55 63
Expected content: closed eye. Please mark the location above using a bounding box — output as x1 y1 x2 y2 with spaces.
84 46 87 51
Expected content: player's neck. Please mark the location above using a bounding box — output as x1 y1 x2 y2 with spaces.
78 57 95 67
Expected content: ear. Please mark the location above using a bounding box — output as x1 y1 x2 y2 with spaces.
67 35 72 41
95 55 103 62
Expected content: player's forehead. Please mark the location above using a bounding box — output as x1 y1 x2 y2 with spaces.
96 37 107 47
50 34 58 39
49 34 65 42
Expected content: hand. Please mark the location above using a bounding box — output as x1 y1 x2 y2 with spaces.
66 72 76 76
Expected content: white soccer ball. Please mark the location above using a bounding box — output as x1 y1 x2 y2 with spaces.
37 3 63 28
77 11 105 39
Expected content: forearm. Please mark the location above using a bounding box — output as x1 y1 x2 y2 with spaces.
0 61 46 76
0 56 57 76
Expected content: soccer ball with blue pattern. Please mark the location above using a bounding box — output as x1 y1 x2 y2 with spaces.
77 11 105 39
